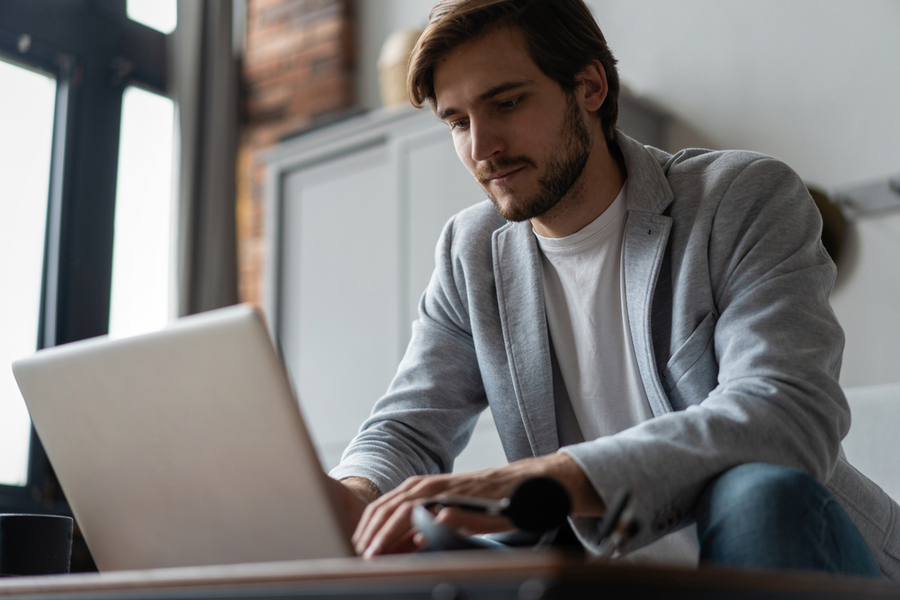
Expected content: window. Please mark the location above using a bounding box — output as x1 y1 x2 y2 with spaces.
127 0 177 35
108 87 175 339
0 0 169 518
0 60 55 486
109 1 178 339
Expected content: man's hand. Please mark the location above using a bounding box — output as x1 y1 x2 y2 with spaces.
352 452 605 558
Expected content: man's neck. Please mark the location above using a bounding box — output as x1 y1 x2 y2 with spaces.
530 139 625 238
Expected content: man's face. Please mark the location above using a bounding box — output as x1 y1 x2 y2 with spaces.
433 27 594 222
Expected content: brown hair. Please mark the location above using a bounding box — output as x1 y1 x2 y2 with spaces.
408 0 620 142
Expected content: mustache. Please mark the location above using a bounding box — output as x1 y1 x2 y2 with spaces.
475 156 537 182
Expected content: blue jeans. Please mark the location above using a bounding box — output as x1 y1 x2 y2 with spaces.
696 463 883 577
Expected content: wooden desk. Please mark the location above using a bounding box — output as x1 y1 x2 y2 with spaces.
0 551 897 599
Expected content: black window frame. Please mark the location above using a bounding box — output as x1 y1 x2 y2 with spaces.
0 0 170 514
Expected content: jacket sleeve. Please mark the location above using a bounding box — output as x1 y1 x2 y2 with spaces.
562 155 847 551
329 212 491 494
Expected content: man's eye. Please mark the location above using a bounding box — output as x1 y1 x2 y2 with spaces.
450 119 469 131
499 97 521 110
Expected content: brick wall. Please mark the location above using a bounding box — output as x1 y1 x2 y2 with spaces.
238 0 355 308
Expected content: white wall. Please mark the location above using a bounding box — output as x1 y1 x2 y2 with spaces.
830 212 900 387
352 0 900 386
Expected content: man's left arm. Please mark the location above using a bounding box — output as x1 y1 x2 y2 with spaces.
562 155 848 551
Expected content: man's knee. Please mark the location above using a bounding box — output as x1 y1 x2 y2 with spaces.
695 462 882 577
698 463 823 527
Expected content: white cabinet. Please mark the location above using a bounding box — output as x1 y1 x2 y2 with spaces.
264 99 671 472
264 108 501 471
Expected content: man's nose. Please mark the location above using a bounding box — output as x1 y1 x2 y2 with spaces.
469 119 504 163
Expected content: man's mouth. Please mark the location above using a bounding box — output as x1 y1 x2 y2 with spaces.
480 166 526 186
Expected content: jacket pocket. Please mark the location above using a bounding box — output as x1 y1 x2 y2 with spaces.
661 311 718 411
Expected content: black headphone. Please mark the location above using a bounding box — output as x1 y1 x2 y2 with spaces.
411 478 638 554
411 477 571 551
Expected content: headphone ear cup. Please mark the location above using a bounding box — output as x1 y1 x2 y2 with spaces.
411 505 499 551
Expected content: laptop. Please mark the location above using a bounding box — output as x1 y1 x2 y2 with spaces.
12 304 355 571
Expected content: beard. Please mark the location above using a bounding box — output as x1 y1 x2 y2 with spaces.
476 93 593 222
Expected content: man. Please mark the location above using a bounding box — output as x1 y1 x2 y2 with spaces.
330 0 899 578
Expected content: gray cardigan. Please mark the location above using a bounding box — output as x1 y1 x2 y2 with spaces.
331 132 900 578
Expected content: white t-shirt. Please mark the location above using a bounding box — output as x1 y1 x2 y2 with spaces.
535 182 699 566
534 182 653 441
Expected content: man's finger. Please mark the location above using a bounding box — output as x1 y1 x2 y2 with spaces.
382 528 421 555
353 476 454 552
362 500 419 558
431 506 515 535
354 498 396 553
354 490 416 551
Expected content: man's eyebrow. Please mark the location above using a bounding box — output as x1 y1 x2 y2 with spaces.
437 80 533 122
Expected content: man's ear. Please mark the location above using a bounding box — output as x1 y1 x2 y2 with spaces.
577 60 608 113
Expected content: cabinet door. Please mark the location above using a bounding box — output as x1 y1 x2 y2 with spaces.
273 112 508 473
279 141 402 469
401 127 507 474
403 127 486 324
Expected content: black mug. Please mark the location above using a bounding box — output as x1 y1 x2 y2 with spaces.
0 514 74 576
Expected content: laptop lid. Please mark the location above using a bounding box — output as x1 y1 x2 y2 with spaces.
12 304 354 571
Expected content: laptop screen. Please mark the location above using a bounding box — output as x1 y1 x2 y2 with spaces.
13 305 354 571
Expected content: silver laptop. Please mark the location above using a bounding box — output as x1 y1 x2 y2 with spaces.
12 304 354 571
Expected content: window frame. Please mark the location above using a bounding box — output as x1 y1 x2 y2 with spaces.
0 0 169 513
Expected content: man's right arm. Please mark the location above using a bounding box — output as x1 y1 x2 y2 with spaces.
341 476 382 504
329 476 381 545
329 206 502 493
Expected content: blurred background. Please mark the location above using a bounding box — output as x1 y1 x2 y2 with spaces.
1 0 897 570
